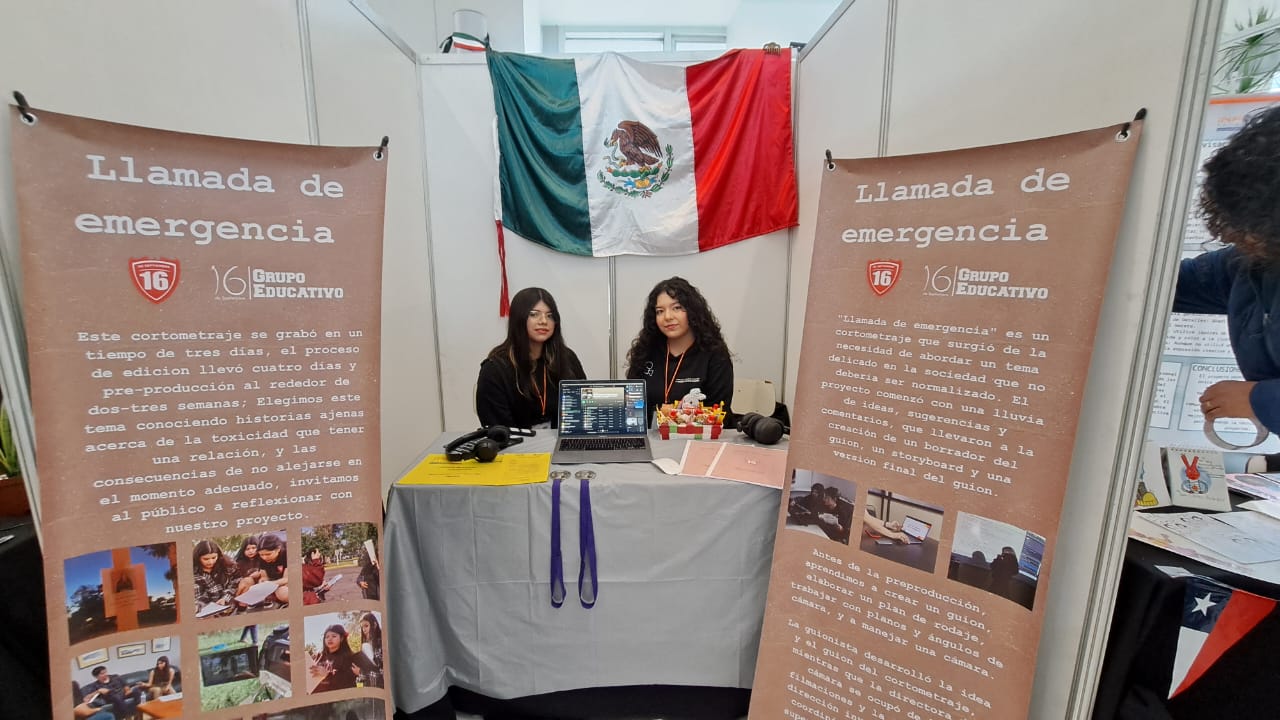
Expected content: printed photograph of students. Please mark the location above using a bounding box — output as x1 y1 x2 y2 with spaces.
947 511 1044 610
71 635 181 719
785 469 857 544
252 697 387 720
192 531 289 617
304 610 384 694
197 622 292 711
64 543 179 644
862 488 944 573
299 522 380 605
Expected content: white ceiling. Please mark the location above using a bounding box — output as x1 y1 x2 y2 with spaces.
536 0 744 27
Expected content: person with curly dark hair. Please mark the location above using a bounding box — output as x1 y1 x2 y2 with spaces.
476 287 587 429
1176 104 1280 439
234 534 264 580
253 532 289 606
625 276 734 425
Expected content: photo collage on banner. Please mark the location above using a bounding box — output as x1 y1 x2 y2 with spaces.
749 121 1143 719
11 107 390 719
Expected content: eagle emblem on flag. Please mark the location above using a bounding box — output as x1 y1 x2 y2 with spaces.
598 120 674 198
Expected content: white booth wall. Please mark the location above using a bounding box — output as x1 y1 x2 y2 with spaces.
789 1 1219 717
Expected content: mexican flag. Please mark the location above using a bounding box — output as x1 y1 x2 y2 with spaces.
488 48 798 258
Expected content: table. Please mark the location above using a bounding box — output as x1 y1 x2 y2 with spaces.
1092 535 1280 719
137 696 184 718
0 517 50 720
386 432 784 714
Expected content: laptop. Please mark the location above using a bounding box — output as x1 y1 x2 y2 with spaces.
900 515 932 544
551 379 653 464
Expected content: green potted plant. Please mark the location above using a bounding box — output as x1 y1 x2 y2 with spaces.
1215 7 1280 95
0 403 28 515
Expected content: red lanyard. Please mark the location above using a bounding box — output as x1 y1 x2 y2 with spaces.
532 362 548 415
663 351 685 403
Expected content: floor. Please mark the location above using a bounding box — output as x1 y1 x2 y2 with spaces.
453 714 748 720
394 686 752 720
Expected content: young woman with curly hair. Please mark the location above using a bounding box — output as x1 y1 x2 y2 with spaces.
1177 105 1280 439
476 287 587 429
625 276 734 424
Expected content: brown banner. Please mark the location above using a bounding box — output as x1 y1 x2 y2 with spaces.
12 107 390 719
749 122 1142 720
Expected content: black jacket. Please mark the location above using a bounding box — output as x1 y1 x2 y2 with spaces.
476 349 586 428
629 342 733 424
1175 246 1280 433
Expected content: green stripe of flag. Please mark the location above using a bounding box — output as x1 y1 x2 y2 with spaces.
488 51 593 255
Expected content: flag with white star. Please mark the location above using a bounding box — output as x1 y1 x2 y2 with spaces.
1170 576 1276 697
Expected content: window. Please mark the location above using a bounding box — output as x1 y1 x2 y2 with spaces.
673 34 728 53
555 27 727 54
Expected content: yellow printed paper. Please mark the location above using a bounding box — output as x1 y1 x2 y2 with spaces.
397 453 553 486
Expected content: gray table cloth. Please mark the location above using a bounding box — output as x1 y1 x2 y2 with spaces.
386 431 784 712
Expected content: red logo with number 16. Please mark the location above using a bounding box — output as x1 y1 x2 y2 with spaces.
129 258 181 303
867 260 901 296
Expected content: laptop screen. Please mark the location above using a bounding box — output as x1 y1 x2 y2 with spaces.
901 515 932 540
558 380 648 436
1018 530 1046 580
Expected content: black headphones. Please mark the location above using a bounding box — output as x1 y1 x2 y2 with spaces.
444 426 534 462
737 412 789 445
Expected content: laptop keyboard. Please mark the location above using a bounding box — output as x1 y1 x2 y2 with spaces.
558 437 647 451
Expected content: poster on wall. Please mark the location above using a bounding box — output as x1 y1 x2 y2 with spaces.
1147 94 1280 459
748 120 1142 719
11 107 391 719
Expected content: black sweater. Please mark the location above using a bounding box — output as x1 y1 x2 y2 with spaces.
475 349 586 428
629 342 734 424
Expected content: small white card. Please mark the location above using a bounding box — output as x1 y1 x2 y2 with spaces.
1241 499 1280 521
1143 511 1280 564
1227 473 1280 501
1164 445 1232 512
234 580 279 606
195 602 230 618
1155 565 1194 578
650 457 682 475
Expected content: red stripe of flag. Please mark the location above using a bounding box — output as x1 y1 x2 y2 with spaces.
686 48 798 252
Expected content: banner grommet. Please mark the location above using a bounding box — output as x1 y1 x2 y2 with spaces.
12 91 36 125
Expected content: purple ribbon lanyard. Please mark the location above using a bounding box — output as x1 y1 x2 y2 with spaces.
550 477 566 607
578 476 597 608
549 471 598 608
